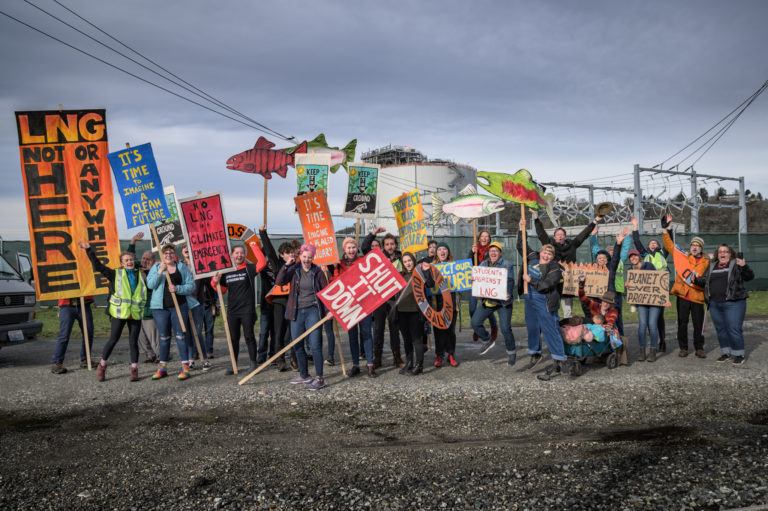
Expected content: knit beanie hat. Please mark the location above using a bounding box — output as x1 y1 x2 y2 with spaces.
436 242 450 251
596 249 610 260
691 237 705 249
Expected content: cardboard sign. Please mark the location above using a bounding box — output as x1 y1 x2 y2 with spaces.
151 185 184 252
343 163 379 219
625 269 670 306
107 143 169 228
471 265 508 300
391 189 428 252
295 153 330 195
179 192 235 279
561 263 610 298
15 109 120 300
294 190 339 266
227 223 262 264
427 259 472 295
318 248 406 331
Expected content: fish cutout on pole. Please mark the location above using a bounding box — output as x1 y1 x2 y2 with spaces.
431 184 505 225
476 169 556 219
284 134 356 173
225 137 307 179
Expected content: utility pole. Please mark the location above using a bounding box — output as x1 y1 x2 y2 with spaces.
690 169 699 233
634 164 644 234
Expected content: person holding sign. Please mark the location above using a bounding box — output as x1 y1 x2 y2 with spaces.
578 232 626 327
275 243 329 390
467 230 498 341
589 227 632 335
80 242 147 382
693 245 754 364
433 243 459 368
516 219 567 377
471 242 516 365
212 246 265 375
660 213 710 359
147 245 196 379
631 216 670 352
626 248 662 362
395 252 426 375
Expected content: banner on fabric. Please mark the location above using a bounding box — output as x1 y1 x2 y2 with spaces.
178 192 235 279
295 153 330 195
471 265 508 300
227 223 262 264
150 185 184 252
294 190 339 266
561 262 610 298
15 109 120 300
390 189 428 252
318 248 406 331
342 163 379 219
107 143 169 228
427 258 472 295
625 269 670 306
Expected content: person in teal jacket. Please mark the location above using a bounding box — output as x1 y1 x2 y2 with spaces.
146 244 197 381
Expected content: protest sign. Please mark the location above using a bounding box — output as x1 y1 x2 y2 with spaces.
107 143 169 228
391 190 428 252
471 265 508 300
561 262 610 297
227 223 262 264
295 153 330 195
151 185 184 252
342 163 379 219
318 248 406 331
15 109 120 300
427 259 472 295
625 269 670 306
178 192 235 279
294 190 339 266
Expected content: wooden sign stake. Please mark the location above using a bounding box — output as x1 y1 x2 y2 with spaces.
322 268 346 377
263 180 268 226
216 283 238 374
150 224 187 333
80 296 92 370
521 204 528 294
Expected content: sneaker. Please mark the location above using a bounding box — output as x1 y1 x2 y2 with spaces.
410 364 423 375
188 361 197 370
490 325 499 341
51 363 67 374
434 355 443 368
79 360 91 369
290 375 312 384
325 358 335 367
716 354 731 362
203 360 212 371
447 353 459 367
129 366 139 382
248 361 258 374
472 332 479 342
152 363 168 379
732 355 745 365
480 340 495 355
526 354 542 370
96 363 106 382
507 353 517 367
178 364 191 380
695 349 706 359
306 377 327 391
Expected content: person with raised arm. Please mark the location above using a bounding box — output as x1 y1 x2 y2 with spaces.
631 215 670 352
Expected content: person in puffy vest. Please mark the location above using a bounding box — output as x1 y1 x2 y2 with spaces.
660 213 710 359
631 216 669 352
80 241 146 382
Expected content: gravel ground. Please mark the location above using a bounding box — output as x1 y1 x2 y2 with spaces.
1 320 767 510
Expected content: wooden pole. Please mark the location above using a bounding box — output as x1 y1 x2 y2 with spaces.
216 283 238 374
263 180 268 226
239 313 332 385
472 219 478 266
322 267 346 377
521 204 528 294
355 219 360 247
80 296 92 370
150 224 187 333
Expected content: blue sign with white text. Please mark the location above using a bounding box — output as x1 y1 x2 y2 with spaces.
427 258 473 295
108 142 169 228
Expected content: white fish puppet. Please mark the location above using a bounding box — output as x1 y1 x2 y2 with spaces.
431 184 506 225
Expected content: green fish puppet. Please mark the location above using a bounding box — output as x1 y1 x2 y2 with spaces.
284 134 356 173
476 169 556 219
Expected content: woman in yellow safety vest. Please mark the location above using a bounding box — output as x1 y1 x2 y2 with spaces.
80 242 147 382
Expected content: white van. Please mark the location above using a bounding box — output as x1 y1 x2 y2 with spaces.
0 252 42 348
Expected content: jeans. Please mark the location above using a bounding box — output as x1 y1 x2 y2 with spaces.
676 297 705 351
523 290 565 361
186 304 205 358
471 303 516 355
709 300 746 356
51 303 94 364
637 305 661 349
614 292 625 337
323 320 336 360
348 314 374 366
152 303 190 362
203 303 216 355
290 306 323 378
257 302 275 362
468 294 497 328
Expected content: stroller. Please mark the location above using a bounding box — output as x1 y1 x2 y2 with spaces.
560 317 624 377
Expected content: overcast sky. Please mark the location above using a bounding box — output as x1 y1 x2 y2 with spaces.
1 0 766 239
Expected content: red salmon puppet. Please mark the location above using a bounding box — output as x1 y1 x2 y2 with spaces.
226 137 307 179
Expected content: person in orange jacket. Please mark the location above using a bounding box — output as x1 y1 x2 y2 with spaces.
661 213 710 358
